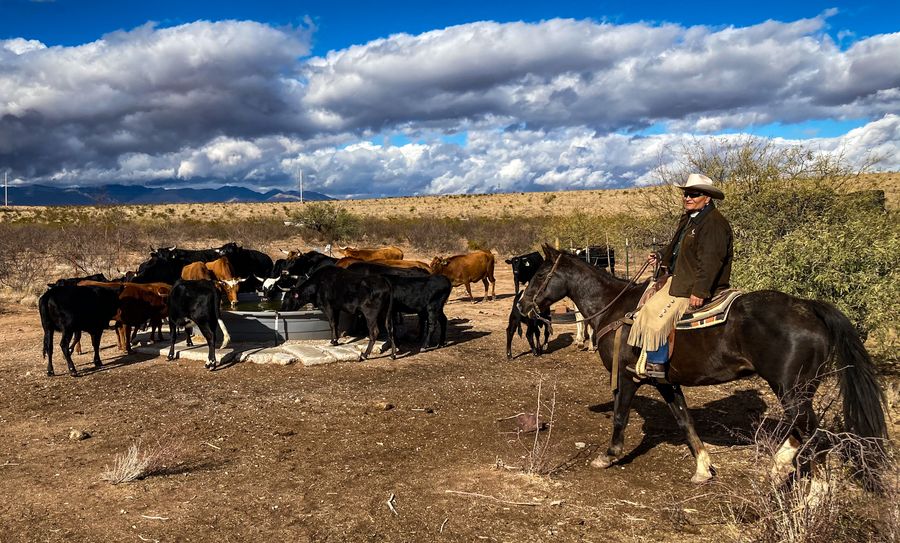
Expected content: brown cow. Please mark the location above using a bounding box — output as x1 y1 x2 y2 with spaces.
76 280 170 352
430 250 496 303
181 257 245 306
114 283 171 353
338 246 404 261
335 257 431 272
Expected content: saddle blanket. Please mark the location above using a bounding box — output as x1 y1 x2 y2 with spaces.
674 289 743 330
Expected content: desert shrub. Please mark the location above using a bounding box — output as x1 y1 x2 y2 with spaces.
0 223 56 293
286 202 359 243
648 137 897 363
712 389 896 543
733 204 899 359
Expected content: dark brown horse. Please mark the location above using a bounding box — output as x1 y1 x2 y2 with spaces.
519 245 887 484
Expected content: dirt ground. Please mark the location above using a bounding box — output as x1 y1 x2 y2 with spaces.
0 259 896 542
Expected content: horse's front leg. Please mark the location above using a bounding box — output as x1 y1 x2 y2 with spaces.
656 383 715 484
591 377 640 468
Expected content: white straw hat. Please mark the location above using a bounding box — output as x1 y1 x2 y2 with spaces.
677 173 724 200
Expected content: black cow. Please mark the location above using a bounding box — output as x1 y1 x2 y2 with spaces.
506 291 552 359
505 251 543 295
504 252 552 359
347 262 449 351
258 251 339 298
166 279 230 370
47 273 109 289
153 245 223 263
217 242 274 292
134 245 231 284
39 285 121 376
133 253 188 284
281 267 395 360
287 250 338 277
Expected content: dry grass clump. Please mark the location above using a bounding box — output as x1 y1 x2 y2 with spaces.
712 400 895 543
100 438 183 484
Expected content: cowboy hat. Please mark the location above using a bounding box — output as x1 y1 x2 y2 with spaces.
677 173 725 200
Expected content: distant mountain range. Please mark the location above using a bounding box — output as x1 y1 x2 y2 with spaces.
4 184 334 206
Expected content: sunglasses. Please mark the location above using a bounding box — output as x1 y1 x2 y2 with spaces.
682 191 705 199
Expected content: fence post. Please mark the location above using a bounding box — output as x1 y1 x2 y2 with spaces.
625 237 630 278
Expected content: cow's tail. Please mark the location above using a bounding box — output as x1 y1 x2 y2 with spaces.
810 300 888 487
39 293 52 359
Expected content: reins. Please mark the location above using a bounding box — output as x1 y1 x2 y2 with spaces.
529 256 651 326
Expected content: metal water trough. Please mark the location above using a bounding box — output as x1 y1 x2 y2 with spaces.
221 292 333 343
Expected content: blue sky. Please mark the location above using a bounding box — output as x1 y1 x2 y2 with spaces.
4 0 898 52
1 0 898 196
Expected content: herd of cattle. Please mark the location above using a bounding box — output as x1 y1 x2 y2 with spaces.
37 243 558 377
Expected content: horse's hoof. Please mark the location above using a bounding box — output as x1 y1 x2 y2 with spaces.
47 370 54 377
166 354 175 361
590 455 614 469
69 371 80 378
691 471 714 485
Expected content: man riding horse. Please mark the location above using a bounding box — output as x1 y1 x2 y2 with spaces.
628 173 733 379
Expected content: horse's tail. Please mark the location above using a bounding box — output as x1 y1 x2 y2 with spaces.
810 300 887 441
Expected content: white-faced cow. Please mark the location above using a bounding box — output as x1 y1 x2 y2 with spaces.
181 257 245 307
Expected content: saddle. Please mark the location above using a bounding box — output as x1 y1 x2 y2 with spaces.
597 288 743 391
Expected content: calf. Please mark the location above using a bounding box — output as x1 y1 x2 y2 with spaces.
114 283 171 353
430 250 496 303
506 291 552 359
39 285 121 377
166 279 231 370
504 251 543 296
282 267 395 360
347 262 450 351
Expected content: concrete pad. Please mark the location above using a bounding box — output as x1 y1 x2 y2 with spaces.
279 344 337 366
129 331 388 368
233 346 298 366
325 345 365 362
132 339 237 365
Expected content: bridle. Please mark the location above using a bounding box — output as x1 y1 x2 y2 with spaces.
527 254 651 326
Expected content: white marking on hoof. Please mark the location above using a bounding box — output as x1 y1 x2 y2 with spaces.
590 455 613 469
771 436 800 482
691 448 714 484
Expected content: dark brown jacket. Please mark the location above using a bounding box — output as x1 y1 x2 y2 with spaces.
660 203 733 299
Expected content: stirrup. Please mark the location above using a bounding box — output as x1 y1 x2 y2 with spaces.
645 362 667 380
